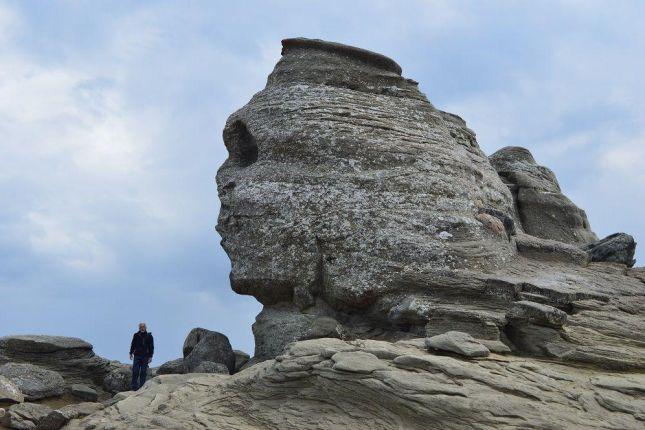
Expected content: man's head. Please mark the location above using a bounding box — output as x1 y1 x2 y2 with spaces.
138 322 147 332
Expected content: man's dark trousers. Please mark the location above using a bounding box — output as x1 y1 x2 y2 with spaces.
131 355 149 390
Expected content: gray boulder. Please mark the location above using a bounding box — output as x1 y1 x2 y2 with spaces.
102 364 152 394
425 331 490 358
0 375 24 404
490 146 597 245
582 233 637 267
0 335 111 394
156 358 185 375
1 402 51 429
69 383 97 402
0 363 64 400
182 328 235 373
192 361 229 374
37 402 103 430
232 350 250 373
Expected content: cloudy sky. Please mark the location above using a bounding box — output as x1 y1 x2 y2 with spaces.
1 0 643 364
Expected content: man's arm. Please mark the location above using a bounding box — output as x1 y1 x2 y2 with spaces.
148 334 154 362
129 334 136 358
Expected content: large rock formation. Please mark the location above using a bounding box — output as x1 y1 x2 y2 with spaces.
217 37 520 360
215 38 644 372
64 338 645 429
489 146 597 245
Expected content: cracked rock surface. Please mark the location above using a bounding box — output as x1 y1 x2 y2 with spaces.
64 338 645 429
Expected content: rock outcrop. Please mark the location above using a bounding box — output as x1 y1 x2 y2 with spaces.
64 338 645 429
583 233 637 267
489 146 597 245
0 363 65 401
217 37 520 360
215 38 643 374
0 336 112 394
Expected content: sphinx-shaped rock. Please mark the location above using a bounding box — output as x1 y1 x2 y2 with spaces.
217 37 518 359
489 146 597 245
217 38 644 374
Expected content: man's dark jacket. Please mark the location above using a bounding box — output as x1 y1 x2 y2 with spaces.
130 331 154 358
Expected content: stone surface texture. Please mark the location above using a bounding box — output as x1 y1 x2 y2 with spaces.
214 38 644 376
0 363 64 401
2 402 52 429
489 146 597 245
425 331 490 357
583 233 637 267
0 336 114 399
64 338 645 430
0 375 24 405
182 328 235 373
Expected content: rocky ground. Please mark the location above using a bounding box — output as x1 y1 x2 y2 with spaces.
2 38 643 429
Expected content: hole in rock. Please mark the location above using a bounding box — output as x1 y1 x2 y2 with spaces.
224 120 258 167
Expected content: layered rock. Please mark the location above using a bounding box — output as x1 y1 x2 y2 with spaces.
489 146 597 245
216 38 643 370
0 336 112 391
217 37 520 359
64 338 645 430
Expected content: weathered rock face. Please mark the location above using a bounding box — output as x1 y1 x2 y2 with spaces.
217 37 520 359
0 336 112 390
182 328 235 374
0 363 65 401
216 38 643 369
489 146 597 245
0 375 23 405
64 338 645 430
583 233 637 267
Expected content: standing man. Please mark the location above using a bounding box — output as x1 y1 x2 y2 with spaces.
129 322 154 390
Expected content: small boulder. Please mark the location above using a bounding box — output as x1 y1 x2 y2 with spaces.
507 301 567 328
103 363 154 393
37 402 104 430
582 233 637 267
182 328 235 373
425 331 490 358
156 358 185 375
2 402 52 429
233 350 250 373
69 384 98 402
0 375 24 404
0 363 64 400
330 351 389 374
191 361 229 374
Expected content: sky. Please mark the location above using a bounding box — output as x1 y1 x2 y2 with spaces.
1 0 643 365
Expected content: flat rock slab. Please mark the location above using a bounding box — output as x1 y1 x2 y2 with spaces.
507 301 567 328
0 375 24 404
0 336 92 354
64 338 645 429
331 351 390 373
425 331 490 358
70 383 98 402
0 363 64 400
